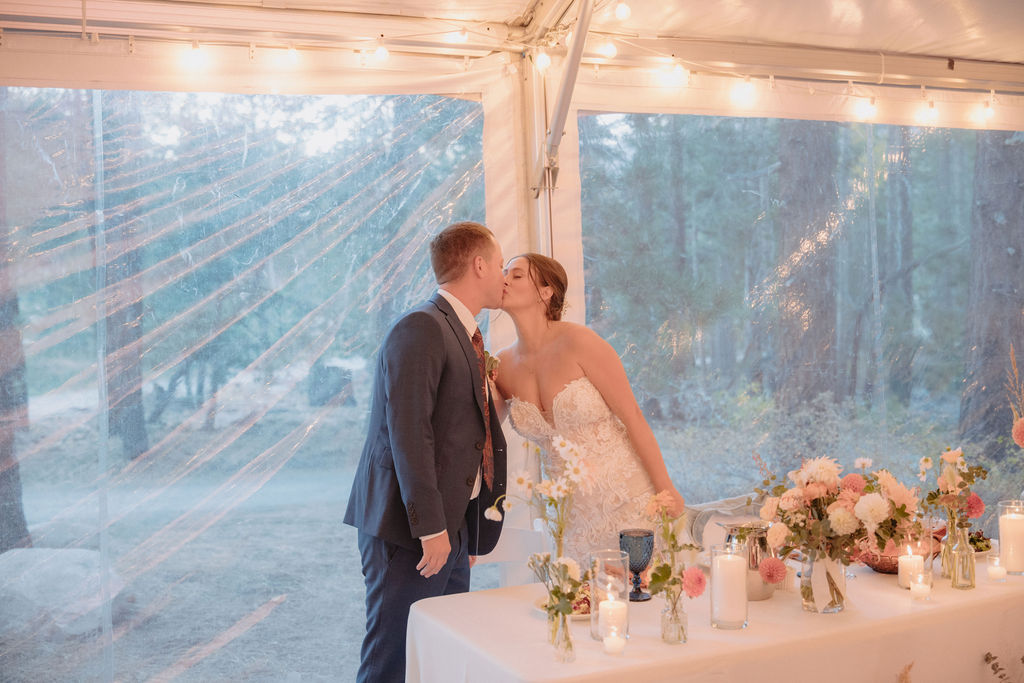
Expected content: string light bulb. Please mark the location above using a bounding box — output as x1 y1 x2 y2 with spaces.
181 40 209 70
970 99 995 125
373 35 389 63
731 76 756 107
597 40 617 59
657 61 689 87
916 99 938 125
535 50 551 71
614 2 632 20
853 96 877 120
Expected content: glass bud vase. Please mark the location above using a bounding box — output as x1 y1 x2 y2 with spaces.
660 593 688 644
949 524 976 590
548 612 575 663
800 552 847 613
940 511 959 578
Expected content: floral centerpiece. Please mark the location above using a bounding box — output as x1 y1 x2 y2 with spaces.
757 455 917 613
919 447 987 586
645 491 706 643
486 435 590 662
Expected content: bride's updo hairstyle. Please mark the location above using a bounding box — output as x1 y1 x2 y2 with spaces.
514 253 568 321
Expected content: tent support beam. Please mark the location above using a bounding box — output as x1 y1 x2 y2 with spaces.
531 0 592 205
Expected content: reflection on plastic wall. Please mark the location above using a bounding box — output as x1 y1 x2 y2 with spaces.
0 88 484 681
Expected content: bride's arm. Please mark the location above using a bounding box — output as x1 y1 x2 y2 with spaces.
489 348 513 423
573 327 685 517
490 377 507 423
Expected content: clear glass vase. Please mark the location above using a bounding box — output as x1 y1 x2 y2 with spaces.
949 523 976 590
940 510 959 578
548 611 575 662
660 594 688 644
800 552 847 613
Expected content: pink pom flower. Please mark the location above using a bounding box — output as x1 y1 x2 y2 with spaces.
1013 418 1024 450
840 473 866 494
758 556 788 585
682 566 707 598
966 491 986 519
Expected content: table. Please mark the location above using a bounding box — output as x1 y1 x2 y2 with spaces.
407 566 1024 682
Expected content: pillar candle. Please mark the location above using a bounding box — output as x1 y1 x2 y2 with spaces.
597 598 627 636
897 553 924 589
999 512 1024 573
712 551 747 627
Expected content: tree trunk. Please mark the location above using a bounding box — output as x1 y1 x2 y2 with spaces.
0 88 32 552
959 132 1024 451
100 91 150 459
884 126 916 405
774 120 840 411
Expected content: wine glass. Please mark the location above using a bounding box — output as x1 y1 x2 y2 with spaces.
618 528 654 602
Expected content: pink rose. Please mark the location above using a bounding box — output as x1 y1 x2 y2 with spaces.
780 489 805 511
941 448 963 464
966 492 986 519
840 473 866 494
682 566 707 598
758 556 787 585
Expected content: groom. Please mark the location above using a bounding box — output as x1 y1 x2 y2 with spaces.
344 220 508 683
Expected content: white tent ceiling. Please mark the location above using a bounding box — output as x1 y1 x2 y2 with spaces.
3 0 1024 90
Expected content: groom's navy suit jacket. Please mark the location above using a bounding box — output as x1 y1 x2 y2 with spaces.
344 293 506 556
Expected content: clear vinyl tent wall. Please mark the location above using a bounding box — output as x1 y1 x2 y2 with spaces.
1 87 491 680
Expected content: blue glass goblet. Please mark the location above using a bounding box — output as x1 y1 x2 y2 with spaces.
619 528 655 602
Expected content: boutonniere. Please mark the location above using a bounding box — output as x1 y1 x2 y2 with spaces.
484 350 500 382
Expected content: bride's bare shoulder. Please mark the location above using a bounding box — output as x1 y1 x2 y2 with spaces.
555 321 605 346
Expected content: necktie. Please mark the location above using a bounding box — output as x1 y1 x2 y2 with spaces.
470 328 494 489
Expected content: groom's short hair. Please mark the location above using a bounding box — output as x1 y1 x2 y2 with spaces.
430 221 496 284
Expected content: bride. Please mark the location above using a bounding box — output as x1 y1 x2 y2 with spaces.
492 252 685 563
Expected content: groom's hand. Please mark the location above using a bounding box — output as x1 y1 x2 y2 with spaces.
418 534 451 578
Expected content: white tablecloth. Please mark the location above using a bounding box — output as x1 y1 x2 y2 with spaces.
407 566 1024 682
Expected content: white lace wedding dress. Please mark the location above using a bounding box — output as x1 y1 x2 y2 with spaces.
507 376 657 563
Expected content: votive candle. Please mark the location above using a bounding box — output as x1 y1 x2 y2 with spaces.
602 627 627 655
711 543 748 629
909 571 932 601
988 555 1007 582
998 501 1024 574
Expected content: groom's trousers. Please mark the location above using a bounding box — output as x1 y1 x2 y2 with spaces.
356 521 470 683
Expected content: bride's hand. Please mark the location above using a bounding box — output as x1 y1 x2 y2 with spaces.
665 489 686 518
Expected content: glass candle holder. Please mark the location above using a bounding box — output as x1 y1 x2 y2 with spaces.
589 549 630 641
710 542 748 629
987 554 1008 582
998 500 1024 575
909 570 933 601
